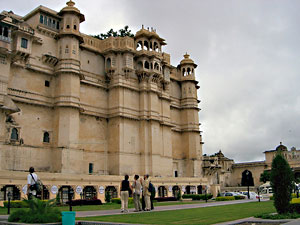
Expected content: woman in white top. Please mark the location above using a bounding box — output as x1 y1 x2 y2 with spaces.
132 175 142 212
27 167 38 199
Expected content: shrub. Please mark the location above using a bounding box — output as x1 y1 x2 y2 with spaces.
270 153 294 214
176 191 182 201
291 198 300 204
182 194 213 200
4 200 27 208
105 192 111 203
216 196 235 201
8 197 61 223
154 197 177 202
289 203 300 214
4 200 49 208
111 197 134 204
234 195 246 200
66 199 102 206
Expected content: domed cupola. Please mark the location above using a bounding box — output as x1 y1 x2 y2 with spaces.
275 142 288 152
58 0 85 38
179 53 197 77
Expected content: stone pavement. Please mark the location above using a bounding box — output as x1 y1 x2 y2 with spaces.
76 199 258 217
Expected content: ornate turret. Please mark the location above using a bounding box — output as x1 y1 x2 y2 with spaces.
58 0 85 39
178 53 197 77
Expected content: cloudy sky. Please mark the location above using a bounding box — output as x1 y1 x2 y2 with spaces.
2 0 300 162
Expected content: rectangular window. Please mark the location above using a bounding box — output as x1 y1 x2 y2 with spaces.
52 20 56 29
56 21 60 30
39 15 43 24
89 163 93 174
44 16 47 25
45 80 50 87
48 18 52 27
21 38 28 49
175 171 178 177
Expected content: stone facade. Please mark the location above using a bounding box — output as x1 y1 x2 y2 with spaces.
0 1 208 203
204 143 300 192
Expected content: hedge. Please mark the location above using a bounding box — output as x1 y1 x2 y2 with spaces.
216 196 235 201
289 203 300 213
154 197 177 202
182 194 213 200
111 197 134 204
66 199 102 206
234 195 246 200
4 200 48 208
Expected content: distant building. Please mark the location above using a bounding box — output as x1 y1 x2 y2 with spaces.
204 143 300 191
0 0 207 203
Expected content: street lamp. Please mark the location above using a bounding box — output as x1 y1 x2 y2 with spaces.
7 192 12 215
68 188 74 211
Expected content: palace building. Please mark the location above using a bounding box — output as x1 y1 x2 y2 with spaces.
0 1 208 202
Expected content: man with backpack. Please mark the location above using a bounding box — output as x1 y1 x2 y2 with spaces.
27 167 39 199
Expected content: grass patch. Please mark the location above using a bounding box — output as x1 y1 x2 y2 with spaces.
256 212 300 220
78 201 276 225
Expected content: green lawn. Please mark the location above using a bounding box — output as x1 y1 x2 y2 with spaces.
78 201 276 225
0 200 207 215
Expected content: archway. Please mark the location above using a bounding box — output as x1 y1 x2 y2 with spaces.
0 185 20 201
241 170 254 186
105 186 118 199
59 186 74 204
172 185 180 197
158 186 167 197
83 186 97 200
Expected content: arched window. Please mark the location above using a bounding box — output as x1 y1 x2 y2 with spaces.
74 25 77 30
59 186 74 204
0 185 20 201
143 41 149 51
11 128 18 140
144 61 150 69
137 61 143 70
106 58 111 69
43 132 50 143
39 15 43 24
158 186 167 197
105 186 118 200
83 186 97 200
182 68 186 76
154 62 159 71
66 24 70 29
187 67 191 75
172 186 180 197
136 41 142 51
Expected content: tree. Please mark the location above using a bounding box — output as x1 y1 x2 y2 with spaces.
270 153 294 214
93 25 134 40
260 170 271 183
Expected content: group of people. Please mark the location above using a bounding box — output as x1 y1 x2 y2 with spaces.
27 167 155 213
120 174 155 213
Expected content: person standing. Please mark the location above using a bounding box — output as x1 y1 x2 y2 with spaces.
120 174 132 213
143 174 151 211
132 175 142 212
27 167 38 199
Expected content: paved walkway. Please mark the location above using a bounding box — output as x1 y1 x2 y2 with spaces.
76 199 258 217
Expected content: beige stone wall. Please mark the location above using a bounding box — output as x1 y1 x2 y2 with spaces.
0 2 205 198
